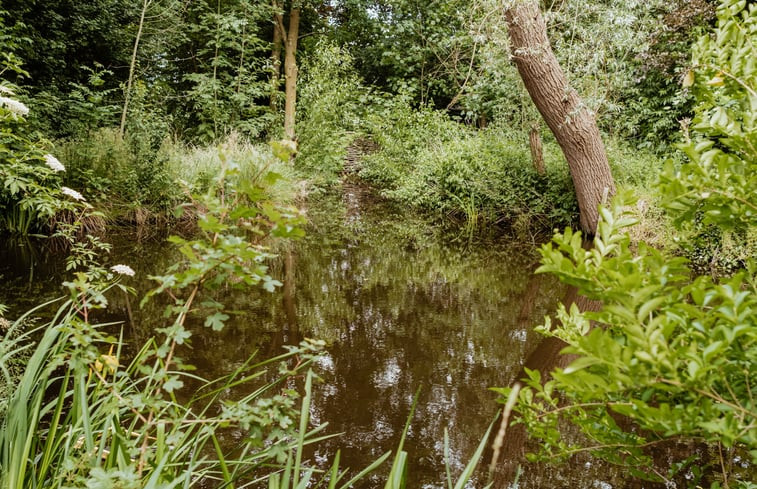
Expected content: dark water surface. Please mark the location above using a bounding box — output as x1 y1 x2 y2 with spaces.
1 186 663 488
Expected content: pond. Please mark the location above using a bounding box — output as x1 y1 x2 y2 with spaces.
0 184 660 488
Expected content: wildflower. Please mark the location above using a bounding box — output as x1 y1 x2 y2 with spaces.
95 353 119 374
110 264 135 277
44 154 65 172
0 85 14 95
0 96 29 117
61 186 86 201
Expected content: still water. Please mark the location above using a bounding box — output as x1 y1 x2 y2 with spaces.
0 185 660 488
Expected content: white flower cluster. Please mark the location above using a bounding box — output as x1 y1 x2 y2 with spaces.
110 264 136 277
0 96 29 117
44 154 65 172
61 186 86 202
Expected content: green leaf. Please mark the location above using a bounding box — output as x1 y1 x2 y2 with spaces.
204 312 230 331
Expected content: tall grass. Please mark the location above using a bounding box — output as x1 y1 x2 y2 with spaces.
163 133 301 204
0 294 331 488
55 130 302 223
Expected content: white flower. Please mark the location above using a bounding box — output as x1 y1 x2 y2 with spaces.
0 96 29 116
110 264 135 277
44 154 65 172
60 186 86 201
0 85 14 95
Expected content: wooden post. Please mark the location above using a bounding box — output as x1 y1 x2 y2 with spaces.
529 124 545 175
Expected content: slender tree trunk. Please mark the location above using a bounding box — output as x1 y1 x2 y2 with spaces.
283 7 300 141
504 1 615 234
529 124 545 175
270 2 283 110
212 0 221 137
120 0 151 138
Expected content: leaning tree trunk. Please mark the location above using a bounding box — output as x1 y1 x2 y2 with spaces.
504 1 615 234
283 7 300 141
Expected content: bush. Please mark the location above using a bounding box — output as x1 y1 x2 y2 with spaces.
55 130 300 222
359 102 579 231
55 128 177 217
0 84 92 235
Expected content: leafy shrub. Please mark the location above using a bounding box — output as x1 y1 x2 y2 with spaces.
55 128 177 217
56 130 299 222
0 84 91 234
360 102 579 231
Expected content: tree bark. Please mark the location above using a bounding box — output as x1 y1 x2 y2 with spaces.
504 1 615 234
529 124 545 175
283 6 300 141
270 2 283 110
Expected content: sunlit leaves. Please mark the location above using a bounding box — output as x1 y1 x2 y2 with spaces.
660 0 757 233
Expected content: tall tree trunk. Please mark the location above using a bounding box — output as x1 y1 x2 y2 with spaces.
270 2 283 110
504 1 615 234
283 7 300 141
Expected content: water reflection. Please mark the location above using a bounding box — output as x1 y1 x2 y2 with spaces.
0 186 666 488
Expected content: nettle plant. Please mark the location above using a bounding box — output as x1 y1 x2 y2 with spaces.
498 1 756 487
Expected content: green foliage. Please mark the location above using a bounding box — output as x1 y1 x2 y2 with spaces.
359 103 579 231
2 0 136 138
178 0 275 141
660 0 756 234
55 131 300 221
621 0 715 149
503 192 756 485
0 293 325 488
545 0 672 131
55 128 177 217
327 0 472 108
296 41 368 180
0 84 91 234
660 0 756 275
0 10 28 80
502 2 757 485
143 150 306 328
30 64 121 138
